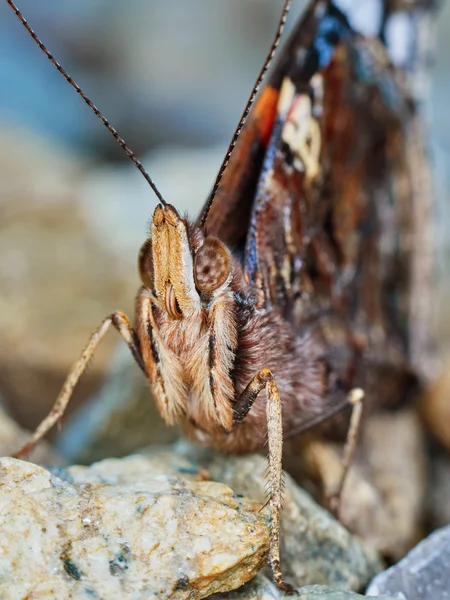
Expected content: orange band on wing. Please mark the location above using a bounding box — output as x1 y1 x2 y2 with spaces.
253 86 279 147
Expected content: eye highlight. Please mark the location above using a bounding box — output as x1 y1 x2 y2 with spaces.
194 237 231 292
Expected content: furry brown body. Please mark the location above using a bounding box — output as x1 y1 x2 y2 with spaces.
136 241 336 454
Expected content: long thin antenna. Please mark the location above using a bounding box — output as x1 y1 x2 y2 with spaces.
200 0 292 229
5 0 166 206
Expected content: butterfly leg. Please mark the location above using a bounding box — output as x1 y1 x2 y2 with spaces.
234 369 294 594
13 312 144 458
327 388 364 517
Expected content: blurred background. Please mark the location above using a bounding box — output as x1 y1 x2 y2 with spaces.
0 0 448 461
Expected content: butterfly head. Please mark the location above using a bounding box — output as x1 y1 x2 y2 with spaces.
139 204 233 319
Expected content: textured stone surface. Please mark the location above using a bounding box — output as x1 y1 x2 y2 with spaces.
175 445 383 591
0 455 268 599
367 525 450 599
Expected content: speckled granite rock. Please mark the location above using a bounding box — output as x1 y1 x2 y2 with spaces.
0 455 268 599
211 576 400 599
174 445 383 591
367 525 450 599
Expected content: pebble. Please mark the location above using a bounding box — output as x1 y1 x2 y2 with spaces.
367 524 450 599
0 455 268 599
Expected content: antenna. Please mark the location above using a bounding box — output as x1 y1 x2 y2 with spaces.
5 0 167 206
200 0 292 229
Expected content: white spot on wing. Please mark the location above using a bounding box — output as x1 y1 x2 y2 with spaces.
334 0 383 37
385 12 413 68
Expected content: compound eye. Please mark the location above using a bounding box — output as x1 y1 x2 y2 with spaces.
138 238 154 289
194 237 231 292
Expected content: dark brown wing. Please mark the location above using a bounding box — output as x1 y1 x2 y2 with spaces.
243 2 420 387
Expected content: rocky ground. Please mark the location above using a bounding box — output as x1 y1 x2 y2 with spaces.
0 398 449 599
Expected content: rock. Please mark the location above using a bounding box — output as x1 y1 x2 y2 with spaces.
210 574 281 599
295 587 399 600
367 525 450 599
427 451 450 529
0 454 268 599
174 445 383 591
290 408 427 561
0 405 60 465
421 361 450 451
210 576 399 599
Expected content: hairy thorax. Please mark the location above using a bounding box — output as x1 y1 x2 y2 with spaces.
134 204 345 455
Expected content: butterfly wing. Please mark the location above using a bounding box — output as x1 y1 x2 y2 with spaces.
247 2 421 387
201 1 429 431
198 86 279 251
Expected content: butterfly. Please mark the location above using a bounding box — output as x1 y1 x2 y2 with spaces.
7 0 430 591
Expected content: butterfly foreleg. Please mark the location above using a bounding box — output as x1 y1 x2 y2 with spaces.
233 368 294 594
13 311 144 458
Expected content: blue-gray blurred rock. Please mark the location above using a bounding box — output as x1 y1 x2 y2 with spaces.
56 345 179 464
0 1 307 152
367 525 450 599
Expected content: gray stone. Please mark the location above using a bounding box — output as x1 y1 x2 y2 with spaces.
0 455 268 599
174 445 383 591
367 525 450 599
299 585 400 600
421 361 450 451
296 585 400 600
428 452 450 529
211 576 400 599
